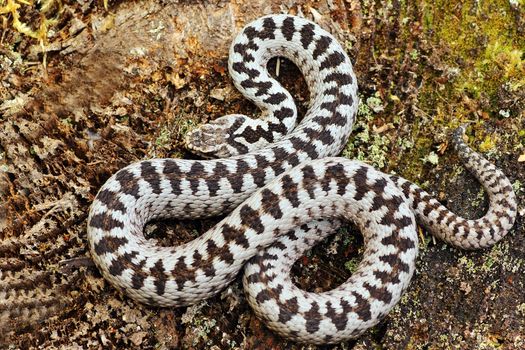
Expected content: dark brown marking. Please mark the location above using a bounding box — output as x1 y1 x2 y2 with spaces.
90 213 124 230
274 106 295 121
244 272 259 284
304 301 322 333
260 17 277 39
131 258 147 289
353 166 369 201
352 291 372 321
323 72 353 86
233 41 259 56
340 93 354 106
300 23 315 49
261 189 283 219
268 147 290 174
199 241 221 272
93 236 128 255
227 173 244 193
320 100 338 113
141 161 162 194
272 241 287 251
317 129 335 145
188 162 205 194
300 165 317 199
278 296 299 323
252 169 266 187
244 17 276 41
281 174 300 207
382 235 416 253
422 201 440 216
373 269 400 285
264 92 287 105
108 256 126 276
256 289 272 304
363 282 392 304
151 260 167 296
239 205 264 234
313 35 332 59
260 252 278 261
325 299 353 331
284 228 297 241
193 250 202 264
231 62 260 79
163 161 182 195
236 159 250 174
206 178 220 197
289 136 319 159
319 52 346 70
96 189 126 213
115 169 140 199
254 154 270 169
212 161 229 177
222 224 249 248
379 253 410 273
281 16 295 41
324 163 349 195
241 79 272 96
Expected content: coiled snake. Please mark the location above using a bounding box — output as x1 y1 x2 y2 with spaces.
87 14 517 344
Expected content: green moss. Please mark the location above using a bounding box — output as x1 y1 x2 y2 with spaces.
478 134 498 152
176 118 197 137
344 257 360 273
347 0 523 193
420 0 525 117
155 126 171 147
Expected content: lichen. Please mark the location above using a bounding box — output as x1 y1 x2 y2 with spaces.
0 0 61 49
342 95 392 169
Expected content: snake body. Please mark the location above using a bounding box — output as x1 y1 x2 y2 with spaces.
87 14 517 344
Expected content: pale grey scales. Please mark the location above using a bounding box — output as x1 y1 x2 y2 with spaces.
87 14 517 344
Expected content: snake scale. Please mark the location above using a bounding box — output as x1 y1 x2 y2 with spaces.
87 14 517 344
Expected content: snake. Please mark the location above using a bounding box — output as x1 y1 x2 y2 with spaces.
87 14 518 344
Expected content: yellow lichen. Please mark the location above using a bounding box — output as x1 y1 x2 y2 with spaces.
478 134 497 153
421 0 525 116
1 0 62 65
1 0 61 41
